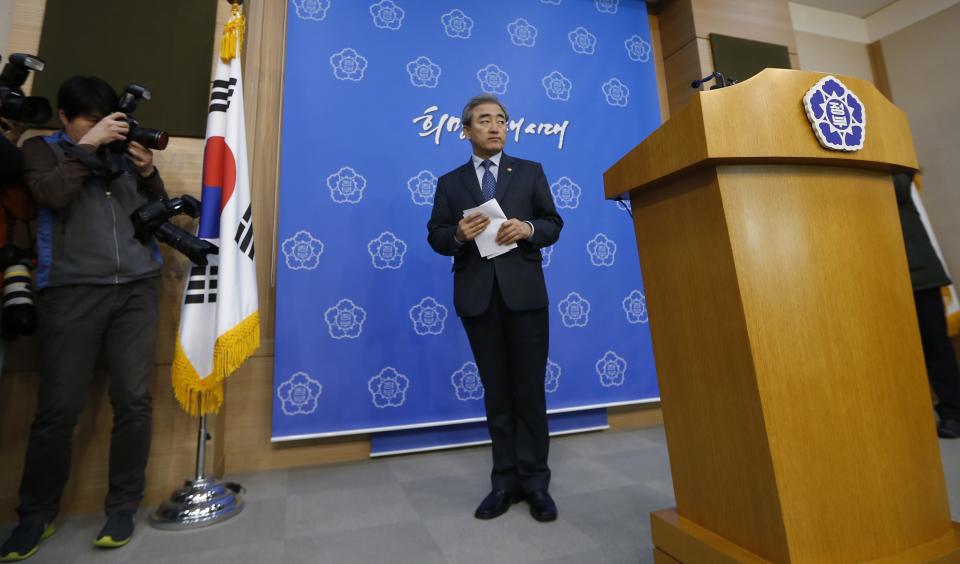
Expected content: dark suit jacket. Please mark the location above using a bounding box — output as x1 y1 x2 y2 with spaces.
427 153 563 317
893 172 950 291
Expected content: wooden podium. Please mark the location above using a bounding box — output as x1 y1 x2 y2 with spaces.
604 69 960 563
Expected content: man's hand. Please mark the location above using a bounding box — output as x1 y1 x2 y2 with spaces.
456 212 490 242
0 118 28 144
77 112 129 147
126 141 155 177
496 219 532 245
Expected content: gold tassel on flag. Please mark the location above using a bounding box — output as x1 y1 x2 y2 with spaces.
220 1 246 63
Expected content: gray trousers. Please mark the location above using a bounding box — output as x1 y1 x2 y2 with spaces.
17 278 159 522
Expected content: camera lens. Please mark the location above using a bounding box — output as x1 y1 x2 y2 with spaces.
128 126 169 151
0 94 52 125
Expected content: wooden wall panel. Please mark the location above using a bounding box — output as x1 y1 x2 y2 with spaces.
655 0 797 118
649 13 670 122
691 0 797 53
657 0 697 60
662 38 711 117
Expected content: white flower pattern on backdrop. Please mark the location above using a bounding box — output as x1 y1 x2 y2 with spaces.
406 56 441 88
477 64 509 95
330 48 368 81
407 170 438 206
368 232 408 269
369 0 404 30
409 297 448 335
595 0 619 14
558 292 591 328
324 299 367 339
281 230 324 270
542 71 572 101
550 176 581 209
326 166 367 204
545 359 561 393
622 290 649 324
568 27 597 55
624 35 652 62
369 367 409 407
451 362 484 401
293 0 331 21
587 233 617 267
597 351 627 387
507 18 538 47
277 372 322 415
602 78 630 107
441 9 474 39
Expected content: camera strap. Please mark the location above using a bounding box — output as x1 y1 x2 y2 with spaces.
58 141 124 180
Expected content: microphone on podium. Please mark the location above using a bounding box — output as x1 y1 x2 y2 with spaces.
691 71 737 90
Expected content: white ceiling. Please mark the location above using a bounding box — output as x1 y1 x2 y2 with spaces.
790 0 898 17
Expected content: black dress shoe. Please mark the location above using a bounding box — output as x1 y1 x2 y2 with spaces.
938 419 960 439
526 490 557 522
474 490 523 520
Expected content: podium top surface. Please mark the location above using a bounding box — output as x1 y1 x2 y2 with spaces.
604 69 918 199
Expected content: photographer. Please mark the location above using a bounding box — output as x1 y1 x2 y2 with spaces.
0 118 37 378
0 117 37 374
1 76 165 561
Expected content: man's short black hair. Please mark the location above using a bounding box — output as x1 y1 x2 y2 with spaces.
57 76 118 120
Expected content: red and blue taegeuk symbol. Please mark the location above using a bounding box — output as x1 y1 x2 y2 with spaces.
199 136 236 238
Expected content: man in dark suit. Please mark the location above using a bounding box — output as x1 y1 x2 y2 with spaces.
427 94 563 522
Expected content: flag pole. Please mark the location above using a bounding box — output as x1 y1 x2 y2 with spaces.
195 409 207 480
150 0 250 530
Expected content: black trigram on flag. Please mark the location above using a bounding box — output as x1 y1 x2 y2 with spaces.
209 78 238 113
234 204 255 260
184 265 219 304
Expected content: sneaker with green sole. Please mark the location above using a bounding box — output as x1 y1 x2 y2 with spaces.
0 521 55 562
93 511 135 549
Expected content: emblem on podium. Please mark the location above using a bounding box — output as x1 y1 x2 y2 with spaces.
803 75 866 151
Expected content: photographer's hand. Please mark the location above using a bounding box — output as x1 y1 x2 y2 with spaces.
77 112 129 147
0 118 28 144
126 141 155 177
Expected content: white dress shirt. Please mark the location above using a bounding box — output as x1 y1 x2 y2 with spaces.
466 152 534 242
472 152 502 189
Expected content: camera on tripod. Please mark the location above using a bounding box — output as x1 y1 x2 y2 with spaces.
0 53 53 125
130 195 218 266
109 84 169 153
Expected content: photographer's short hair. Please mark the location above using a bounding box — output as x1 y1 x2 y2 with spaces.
461 94 509 127
57 76 118 120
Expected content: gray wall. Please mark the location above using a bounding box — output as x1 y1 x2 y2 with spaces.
794 31 874 82
881 4 960 280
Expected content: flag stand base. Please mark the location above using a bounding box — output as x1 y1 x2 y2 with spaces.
150 410 244 529
149 478 245 530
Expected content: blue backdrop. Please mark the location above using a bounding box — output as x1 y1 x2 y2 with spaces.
273 0 662 440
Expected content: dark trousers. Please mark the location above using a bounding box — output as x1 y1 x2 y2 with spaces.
18 279 159 522
461 282 550 494
914 287 960 421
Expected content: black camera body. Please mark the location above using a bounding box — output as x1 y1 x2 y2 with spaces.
109 84 169 153
0 53 53 125
130 195 218 266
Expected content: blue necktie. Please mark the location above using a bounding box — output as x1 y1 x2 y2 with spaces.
480 159 496 201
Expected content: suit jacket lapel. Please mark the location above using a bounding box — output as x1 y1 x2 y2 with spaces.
460 159 483 207
495 153 515 201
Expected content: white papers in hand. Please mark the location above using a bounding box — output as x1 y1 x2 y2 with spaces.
463 199 517 259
